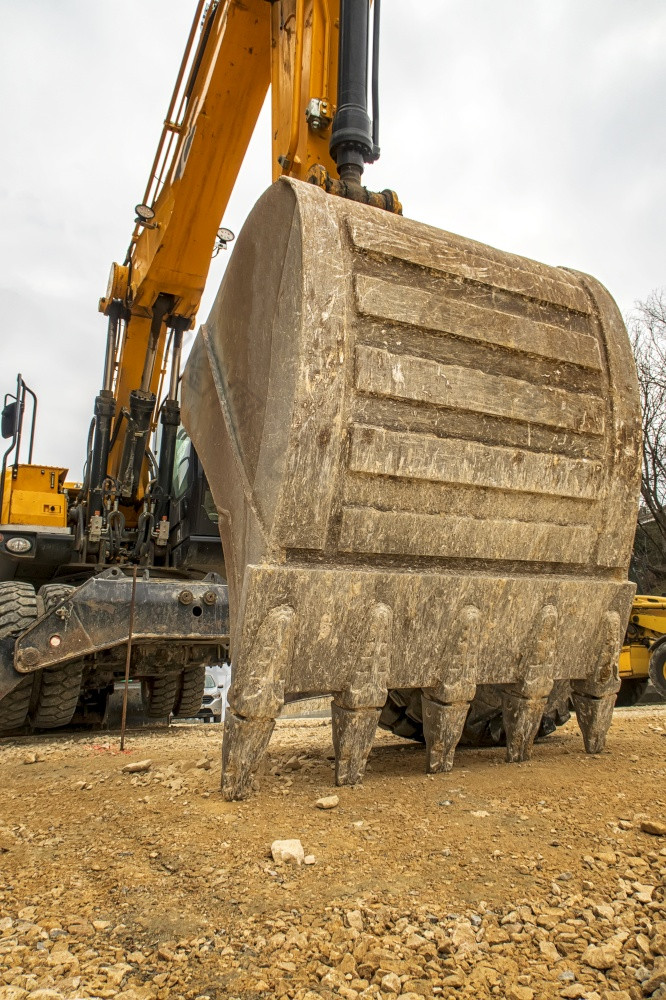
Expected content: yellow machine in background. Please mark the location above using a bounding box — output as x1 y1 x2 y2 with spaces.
619 595 666 702
1 466 67 530
0 374 68 531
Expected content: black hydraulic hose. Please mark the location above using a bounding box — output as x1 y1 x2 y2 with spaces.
118 390 155 501
371 0 380 154
89 391 116 516
79 416 96 500
108 409 126 453
154 397 180 522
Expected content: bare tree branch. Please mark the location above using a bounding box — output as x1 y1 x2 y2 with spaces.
629 289 666 591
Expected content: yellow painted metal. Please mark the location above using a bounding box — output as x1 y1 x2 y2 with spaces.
619 594 666 678
619 644 650 678
628 595 666 635
270 0 340 181
1 465 68 528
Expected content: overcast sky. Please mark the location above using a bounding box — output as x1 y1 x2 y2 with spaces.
1 1 664 476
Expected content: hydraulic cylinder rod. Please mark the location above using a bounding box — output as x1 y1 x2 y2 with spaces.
329 0 375 183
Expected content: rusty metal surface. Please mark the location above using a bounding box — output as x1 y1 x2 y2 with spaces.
182 177 642 799
14 569 229 672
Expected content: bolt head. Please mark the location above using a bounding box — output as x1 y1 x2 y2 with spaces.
203 591 217 606
178 589 194 606
18 646 40 669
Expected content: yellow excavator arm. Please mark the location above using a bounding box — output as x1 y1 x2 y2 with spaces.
94 0 354 521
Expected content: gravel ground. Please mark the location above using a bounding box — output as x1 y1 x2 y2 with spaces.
0 706 664 1000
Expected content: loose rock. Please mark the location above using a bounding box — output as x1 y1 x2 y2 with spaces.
121 759 152 773
271 838 305 865
316 795 339 809
640 819 666 837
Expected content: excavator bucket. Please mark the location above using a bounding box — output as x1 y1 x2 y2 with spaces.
182 177 641 800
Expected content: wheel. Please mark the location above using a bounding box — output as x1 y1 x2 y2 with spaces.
379 681 572 748
213 714 222 724
0 581 38 734
615 677 649 707
141 674 179 719
37 583 76 613
173 664 206 718
29 584 83 729
649 642 666 700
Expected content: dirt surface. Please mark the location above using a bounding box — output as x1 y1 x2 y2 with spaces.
0 707 665 1000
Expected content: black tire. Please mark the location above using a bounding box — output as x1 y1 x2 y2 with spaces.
0 581 38 734
649 642 666 700
615 677 649 708
37 583 75 614
141 674 179 719
173 664 206 718
30 584 83 729
379 681 572 748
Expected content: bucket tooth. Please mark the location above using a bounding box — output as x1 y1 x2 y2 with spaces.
421 605 480 773
332 601 392 786
221 605 295 801
571 691 616 754
222 713 275 800
502 690 550 762
572 611 622 754
503 604 558 762
332 703 382 785
421 697 469 773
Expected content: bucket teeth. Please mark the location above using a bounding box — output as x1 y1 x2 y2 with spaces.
503 604 558 763
421 696 469 773
571 691 616 754
502 691 550 762
331 602 392 786
571 611 622 754
332 703 382 785
221 605 295 801
222 713 275 801
421 605 480 773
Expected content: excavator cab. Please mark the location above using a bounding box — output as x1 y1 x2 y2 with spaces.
167 427 225 577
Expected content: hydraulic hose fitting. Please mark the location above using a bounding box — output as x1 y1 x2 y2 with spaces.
306 164 401 215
